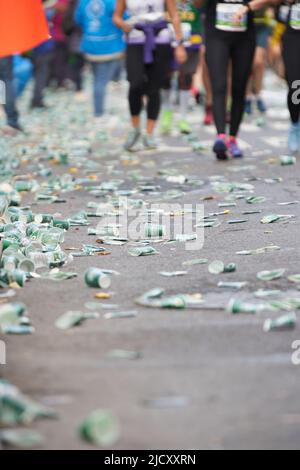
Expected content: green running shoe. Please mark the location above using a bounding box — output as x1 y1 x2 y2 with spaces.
178 119 192 135
160 110 173 135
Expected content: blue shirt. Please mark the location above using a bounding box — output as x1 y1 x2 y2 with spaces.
75 0 125 57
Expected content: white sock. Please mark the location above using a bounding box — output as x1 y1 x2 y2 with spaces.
179 90 190 118
161 89 172 111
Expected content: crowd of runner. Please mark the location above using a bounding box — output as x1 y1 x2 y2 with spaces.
0 0 300 158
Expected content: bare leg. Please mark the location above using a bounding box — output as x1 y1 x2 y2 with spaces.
252 47 267 97
201 47 212 107
131 116 140 129
146 119 156 135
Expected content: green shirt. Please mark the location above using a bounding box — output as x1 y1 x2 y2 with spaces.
177 0 203 36
254 7 273 26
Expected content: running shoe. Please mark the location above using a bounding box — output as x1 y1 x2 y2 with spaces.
227 137 244 159
192 88 201 105
124 128 141 151
93 116 108 133
3 124 24 136
288 121 300 154
244 99 252 116
160 110 173 135
203 105 213 126
8 123 25 134
143 134 158 150
256 98 267 114
178 119 192 135
213 135 229 161
31 102 48 110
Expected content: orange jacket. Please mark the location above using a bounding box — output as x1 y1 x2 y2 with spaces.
0 0 50 58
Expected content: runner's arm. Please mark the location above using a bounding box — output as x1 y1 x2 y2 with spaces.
165 0 187 64
234 0 281 24
113 0 133 34
193 0 207 8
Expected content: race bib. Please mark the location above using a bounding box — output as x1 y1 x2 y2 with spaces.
182 22 192 41
290 4 300 30
216 3 247 32
278 5 289 23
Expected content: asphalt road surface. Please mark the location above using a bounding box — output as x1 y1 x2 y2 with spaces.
1 73 300 450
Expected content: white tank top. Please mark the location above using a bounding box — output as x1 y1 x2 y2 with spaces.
126 0 171 44
126 0 165 17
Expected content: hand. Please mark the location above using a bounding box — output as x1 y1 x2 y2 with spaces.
122 22 133 34
175 44 187 65
233 5 248 25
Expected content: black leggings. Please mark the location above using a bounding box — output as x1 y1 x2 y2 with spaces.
163 49 200 91
69 53 85 92
282 29 300 124
126 44 172 121
205 28 255 136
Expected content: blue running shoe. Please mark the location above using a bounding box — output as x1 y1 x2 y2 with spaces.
257 98 267 114
244 99 252 116
227 138 244 159
288 122 300 154
213 135 229 161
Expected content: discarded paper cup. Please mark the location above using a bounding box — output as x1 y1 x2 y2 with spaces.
24 241 44 255
18 258 36 273
2 325 35 335
209 260 236 274
26 224 41 239
227 299 258 315
84 268 111 289
41 228 65 250
209 260 225 274
263 312 297 332
128 246 157 257
160 296 186 309
2 256 18 271
79 409 120 447
224 263 236 273
10 270 27 288
144 223 166 238
52 219 70 230
0 302 27 320
10 211 34 224
0 270 10 286
280 155 296 166
14 181 33 192
35 214 54 224
59 153 69 165
2 239 18 250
